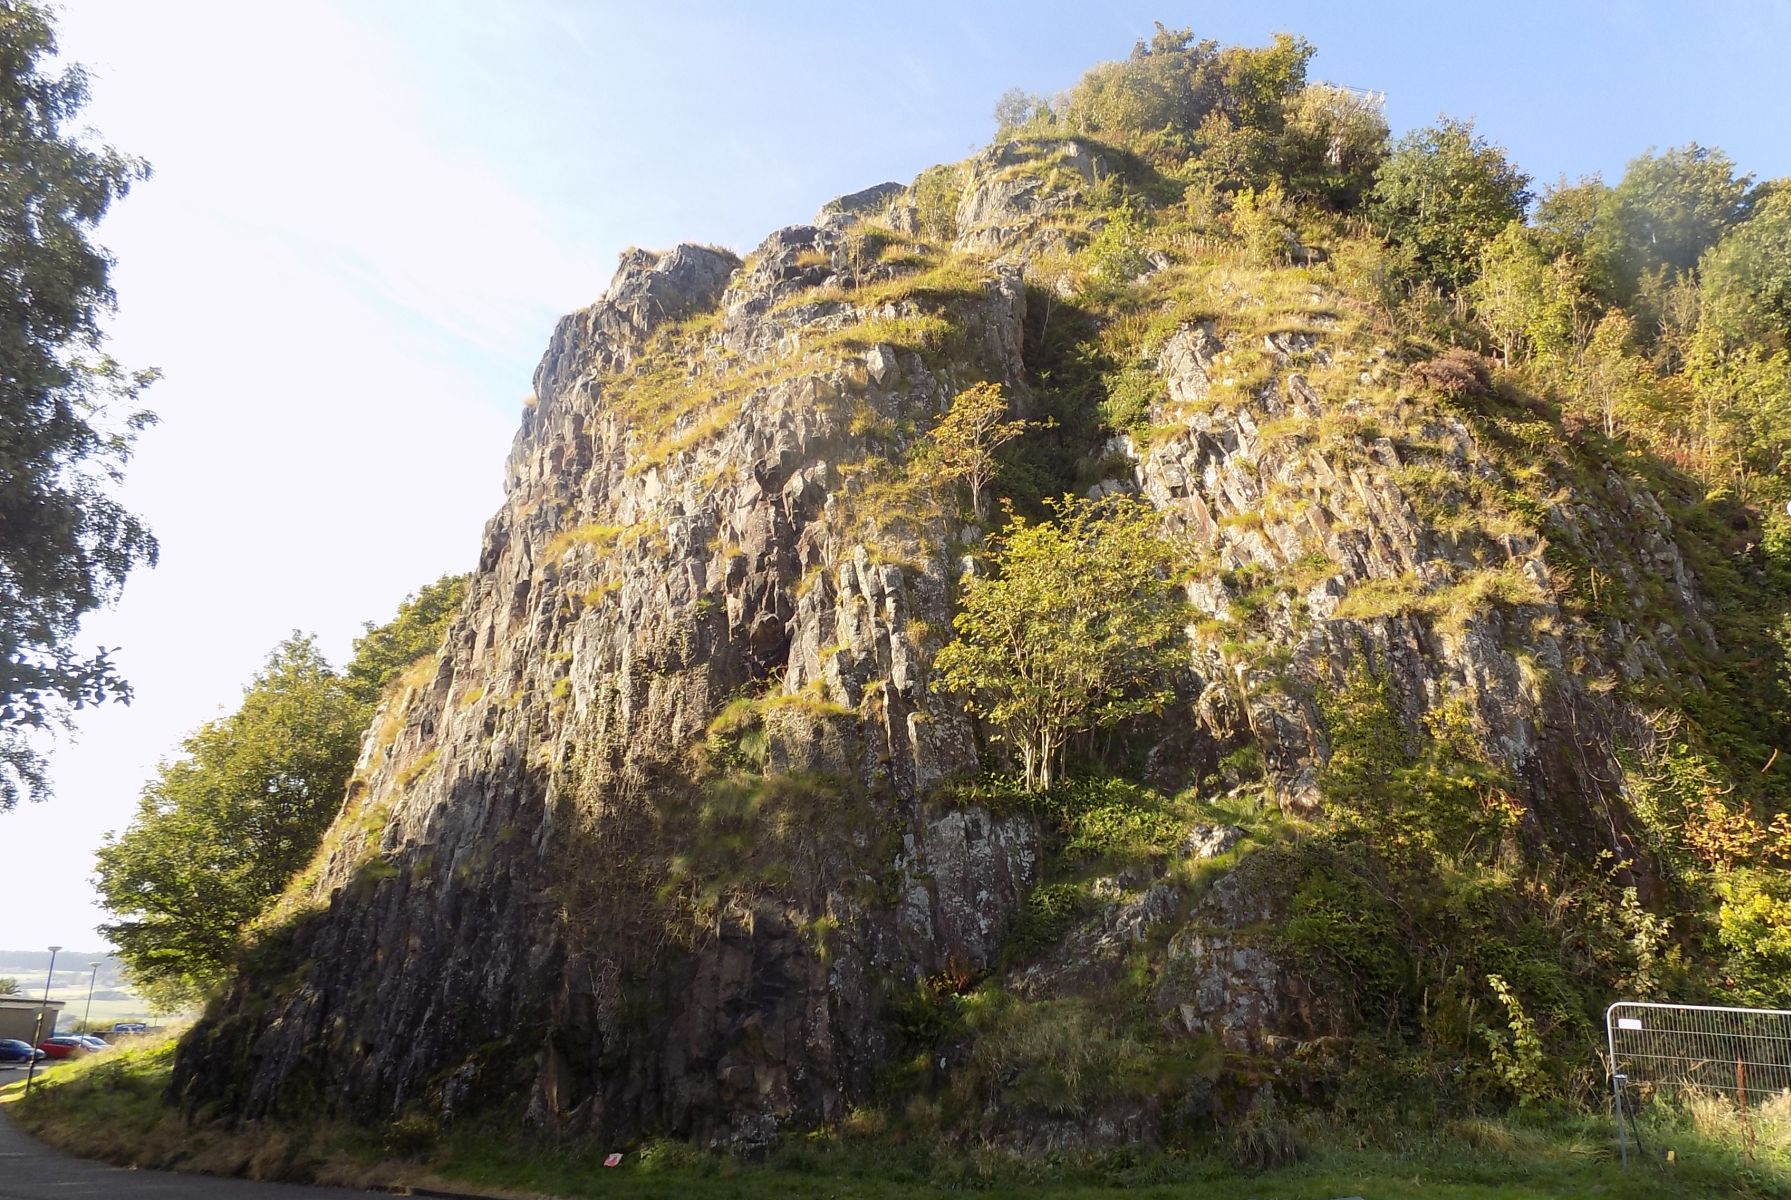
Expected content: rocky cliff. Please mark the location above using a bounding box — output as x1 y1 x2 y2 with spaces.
175 134 1730 1148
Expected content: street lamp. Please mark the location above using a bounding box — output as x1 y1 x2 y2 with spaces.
82 961 102 1033
24 944 61 1096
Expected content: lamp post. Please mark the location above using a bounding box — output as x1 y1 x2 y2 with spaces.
24 944 61 1095
82 961 102 1033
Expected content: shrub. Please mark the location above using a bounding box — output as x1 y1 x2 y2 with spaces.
1408 347 1493 398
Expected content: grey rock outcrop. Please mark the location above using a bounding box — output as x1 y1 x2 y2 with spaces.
175 224 1039 1148
175 136 1724 1150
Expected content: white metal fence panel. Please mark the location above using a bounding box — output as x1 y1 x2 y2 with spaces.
1608 1001 1791 1100
1606 1001 1791 1164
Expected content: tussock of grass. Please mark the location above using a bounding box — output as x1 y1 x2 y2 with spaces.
392 747 440 791
1334 562 1549 634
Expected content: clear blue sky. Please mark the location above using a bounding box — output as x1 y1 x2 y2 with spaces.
2 0 1786 953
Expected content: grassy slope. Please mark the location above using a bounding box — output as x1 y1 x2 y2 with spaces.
1 1036 1784 1200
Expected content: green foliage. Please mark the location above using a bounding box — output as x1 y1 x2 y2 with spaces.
1594 143 1753 302
935 495 1187 791
1702 188 1791 346
960 993 1184 1119
1331 563 1549 637
14 1020 1791 1197
1469 221 1551 365
1040 776 1184 862
0 0 158 807
0 976 17 996
909 163 963 242
917 381 1033 522
1715 870 1791 1005
1369 117 1532 287
1482 974 1550 1108
1277 83 1388 209
1080 200 1152 291
94 572 464 999
1005 881 1094 958
1061 25 1312 176
1259 844 1408 1027
94 636 367 998
343 573 468 705
992 88 1058 139
1229 180 1298 266
1097 364 1161 437
1317 670 1521 862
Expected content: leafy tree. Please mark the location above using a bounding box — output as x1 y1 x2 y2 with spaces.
95 578 466 997
935 495 1186 792
1470 225 1597 373
993 88 1056 138
1533 176 1608 259
1577 310 1651 438
343 573 468 705
0 0 157 808
95 636 364 997
1683 327 1791 486
1278 83 1389 209
1368 117 1532 287
1079 200 1152 296
922 383 1031 523
1065 24 1219 149
1470 222 1549 365
1062 25 1311 173
1701 188 1791 347
1231 179 1300 266
0 976 17 996
1593 144 1753 302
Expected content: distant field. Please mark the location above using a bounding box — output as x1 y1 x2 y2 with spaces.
17 981 187 1033
42 994 169 1030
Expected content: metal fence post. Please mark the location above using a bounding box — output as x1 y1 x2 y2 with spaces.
1606 1003 1628 1168
1613 1071 1629 1167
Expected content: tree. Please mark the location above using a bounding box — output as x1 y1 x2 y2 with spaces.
922 383 1031 523
343 573 468 705
1278 83 1389 209
993 88 1056 138
1578 310 1650 438
0 976 17 996
1062 27 1311 173
1593 144 1753 302
1470 222 1548 366
1368 117 1532 288
94 576 465 997
94 636 366 997
1701 188 1791 348
935 495 1187 792
0 1 157 808
1683 327 1791 487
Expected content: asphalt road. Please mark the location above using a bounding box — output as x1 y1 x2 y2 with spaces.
0 1107 375 1198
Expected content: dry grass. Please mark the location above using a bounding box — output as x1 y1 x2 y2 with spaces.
393 747 441 791
1333 563 1549 634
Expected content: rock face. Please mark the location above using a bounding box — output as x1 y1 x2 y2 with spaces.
177 214 1040 1148
177 143 1718 1146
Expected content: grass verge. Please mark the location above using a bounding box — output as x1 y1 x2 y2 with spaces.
4 1034 1788 1198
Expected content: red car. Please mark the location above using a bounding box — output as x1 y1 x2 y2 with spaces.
36 1036 87 1059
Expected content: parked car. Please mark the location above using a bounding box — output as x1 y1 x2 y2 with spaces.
72 1035 110 1051
0 1038 44 1063
36 1036 87 1059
